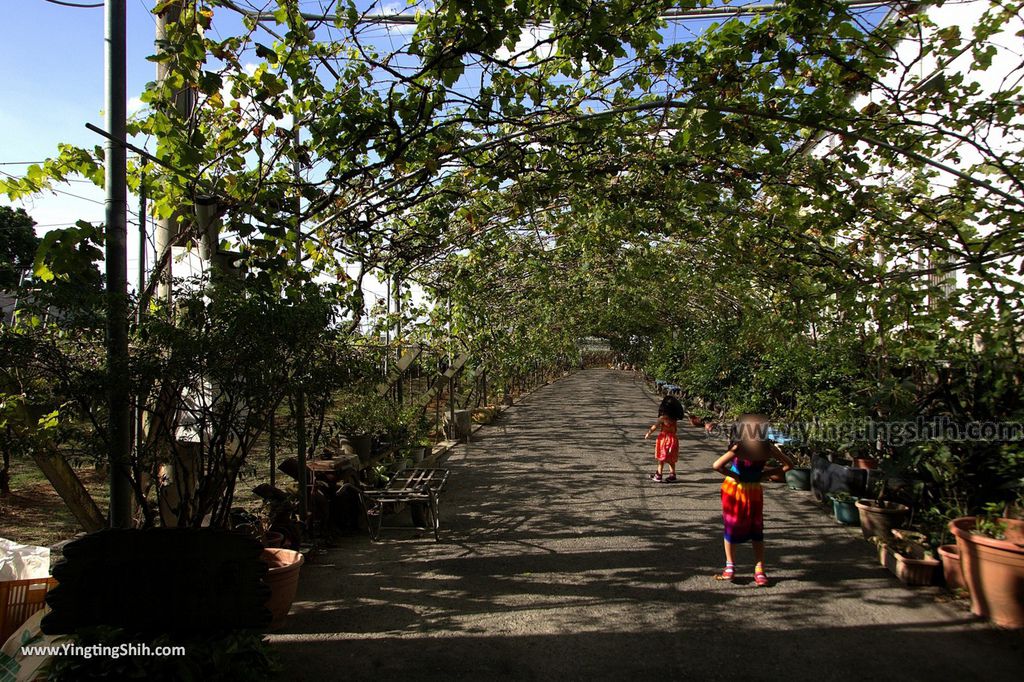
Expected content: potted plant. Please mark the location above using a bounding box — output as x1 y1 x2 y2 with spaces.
332 392 395 463
855 480 910 539
687 405 711 428
830 491 859 525
856 498 910 540
785 467 811 490
261 547 305 630
810 453 869 503
937 543 966 592
949 506 1024 628
919 513 968 592
873 535 940 586
784 451 812 491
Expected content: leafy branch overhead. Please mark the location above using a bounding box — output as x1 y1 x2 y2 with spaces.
1 1 1022 519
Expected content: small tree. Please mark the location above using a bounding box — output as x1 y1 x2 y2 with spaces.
0 206 38 291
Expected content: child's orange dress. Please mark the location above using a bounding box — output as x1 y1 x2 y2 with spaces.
655 418 679 464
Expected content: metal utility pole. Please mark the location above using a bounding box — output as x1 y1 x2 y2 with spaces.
394 275 403 405
137 175 147 305
105 0 133 528
134 175 147 476
154 2 193 304
384 276 391 375
293 128 309 528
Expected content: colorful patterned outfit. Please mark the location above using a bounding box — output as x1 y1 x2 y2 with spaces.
721 455 766 544
655 418 679 464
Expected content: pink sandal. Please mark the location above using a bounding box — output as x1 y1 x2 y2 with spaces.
754 565 769 587
714 563 735 581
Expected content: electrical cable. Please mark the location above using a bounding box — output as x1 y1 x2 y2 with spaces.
0 170 106 206
42 0 103 8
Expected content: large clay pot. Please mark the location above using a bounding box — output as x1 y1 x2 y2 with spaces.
855 499 910 540
937 544 966 592
785 468 811 491
949 517 1024 628
853 456 879 470
688 416 703 427
261 548 305 630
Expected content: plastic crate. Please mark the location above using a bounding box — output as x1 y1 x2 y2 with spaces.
0 577 57 645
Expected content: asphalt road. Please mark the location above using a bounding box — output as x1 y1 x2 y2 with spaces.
269 369 1023 681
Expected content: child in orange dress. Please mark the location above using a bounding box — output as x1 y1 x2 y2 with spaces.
712 414 794 586
644 396 684 482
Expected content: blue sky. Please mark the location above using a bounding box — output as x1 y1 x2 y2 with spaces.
0 1 412 282
1 1 165 233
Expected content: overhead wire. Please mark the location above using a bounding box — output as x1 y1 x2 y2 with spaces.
0 170 105 206
42 0 103 8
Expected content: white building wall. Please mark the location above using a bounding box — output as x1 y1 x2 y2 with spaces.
811 0 1023 294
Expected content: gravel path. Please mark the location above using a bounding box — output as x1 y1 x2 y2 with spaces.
270 369 1022 680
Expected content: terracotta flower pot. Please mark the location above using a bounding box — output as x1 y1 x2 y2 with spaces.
689 416 702 427
261 547 305 631
949 517 1024 628
878 542 939 586
855 499 910 540
937 544 966 592
853 456 879 470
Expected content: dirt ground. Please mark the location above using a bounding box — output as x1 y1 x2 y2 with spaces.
268 368 1023 681
0 464 106 548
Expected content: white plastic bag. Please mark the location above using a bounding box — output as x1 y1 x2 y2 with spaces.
0 537 50 580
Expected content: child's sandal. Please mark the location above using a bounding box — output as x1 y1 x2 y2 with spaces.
714 565 735 581
754 567 769 587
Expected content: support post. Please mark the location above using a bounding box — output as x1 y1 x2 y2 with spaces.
105 0 133 528
137 175 146 313
293 128 308 528
448 376 455 440
394 275 403 405
134 175 146 479
154 2 193 304
269 410 276 489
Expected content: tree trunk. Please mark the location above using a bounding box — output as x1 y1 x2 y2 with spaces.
30 442 105 532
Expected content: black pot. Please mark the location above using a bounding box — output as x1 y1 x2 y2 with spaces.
811 454 868 503
346 433 372 461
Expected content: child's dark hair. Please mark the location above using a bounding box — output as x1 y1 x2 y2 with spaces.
659 396 684 421
729 413 771 450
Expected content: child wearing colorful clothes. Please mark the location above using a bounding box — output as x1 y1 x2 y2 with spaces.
712 414 793 586
645 396 684 482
